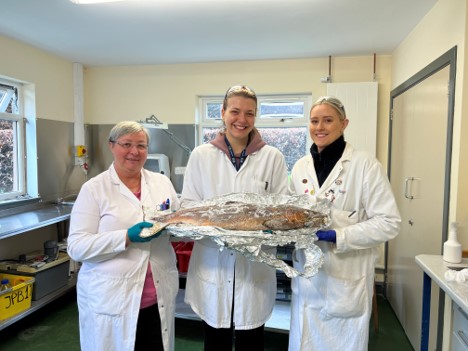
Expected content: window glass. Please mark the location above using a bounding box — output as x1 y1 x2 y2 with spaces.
257 127 308 172
0 119 15 193
259 100 305 119
206 102 222 120
0 79 26 202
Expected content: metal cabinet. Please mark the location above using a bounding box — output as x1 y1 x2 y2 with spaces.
453 303 468 351
0 203 75 331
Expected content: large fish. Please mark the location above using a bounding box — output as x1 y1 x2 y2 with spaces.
148 201 328 231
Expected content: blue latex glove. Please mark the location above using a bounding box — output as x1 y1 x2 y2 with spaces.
128 221 155 243
316 229 336 243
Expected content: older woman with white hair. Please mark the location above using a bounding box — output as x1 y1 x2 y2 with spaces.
68 121 180 351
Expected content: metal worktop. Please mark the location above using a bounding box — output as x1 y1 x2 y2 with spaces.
0 202 73 240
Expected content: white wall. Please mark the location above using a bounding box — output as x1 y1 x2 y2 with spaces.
84 55 393 163
0 34 74 122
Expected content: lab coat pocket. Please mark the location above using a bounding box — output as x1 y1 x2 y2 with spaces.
87 273 128 316
321 275 366 320
331 209 359 228
189 242 219 284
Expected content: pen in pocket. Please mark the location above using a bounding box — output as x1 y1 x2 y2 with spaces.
264 181 269 190
348 210 357 218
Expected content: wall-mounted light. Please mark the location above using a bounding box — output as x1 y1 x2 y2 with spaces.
139 115 169 130
138 115 192 156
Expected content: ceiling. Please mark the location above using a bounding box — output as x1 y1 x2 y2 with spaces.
0 0 437 67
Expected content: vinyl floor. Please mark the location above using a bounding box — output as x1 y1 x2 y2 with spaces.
0 289 414 351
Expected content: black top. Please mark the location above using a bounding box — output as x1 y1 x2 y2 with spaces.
310 135 346 187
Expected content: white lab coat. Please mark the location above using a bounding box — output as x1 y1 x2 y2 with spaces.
288 143 401 351
67 164 180 351
181 143 289 329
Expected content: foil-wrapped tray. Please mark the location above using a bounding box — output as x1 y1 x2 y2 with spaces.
143 193 331 278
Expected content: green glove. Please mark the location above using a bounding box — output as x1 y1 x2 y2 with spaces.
128 221 154 243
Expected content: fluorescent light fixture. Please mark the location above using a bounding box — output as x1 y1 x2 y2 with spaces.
70 0 126 4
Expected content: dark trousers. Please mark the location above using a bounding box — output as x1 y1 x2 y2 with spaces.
135 303 164 351
203 321 265 351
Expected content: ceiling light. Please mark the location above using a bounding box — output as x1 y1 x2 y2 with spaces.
70 0 126 4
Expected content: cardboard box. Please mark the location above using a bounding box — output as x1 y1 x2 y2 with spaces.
0 273 35 321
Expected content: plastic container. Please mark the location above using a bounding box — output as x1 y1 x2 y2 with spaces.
0 273 35 321
0 279 12 292
443 222 462 264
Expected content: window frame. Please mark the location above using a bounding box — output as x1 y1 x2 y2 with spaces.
198 93 311 138
0 78 28 203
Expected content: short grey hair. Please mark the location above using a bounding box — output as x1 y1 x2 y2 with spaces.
311 96 346 121
108 121 150 144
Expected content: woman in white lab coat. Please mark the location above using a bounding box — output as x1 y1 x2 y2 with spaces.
181 85 289 351
288 97 401 351
67 121 180 351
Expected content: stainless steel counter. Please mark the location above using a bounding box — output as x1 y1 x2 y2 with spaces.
416 255 468 314
415 254 468 351
0 203 72 240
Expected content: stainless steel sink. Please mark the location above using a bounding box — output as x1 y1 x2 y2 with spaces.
60 201 75 206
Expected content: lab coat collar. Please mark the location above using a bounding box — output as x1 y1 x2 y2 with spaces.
108 163 148 205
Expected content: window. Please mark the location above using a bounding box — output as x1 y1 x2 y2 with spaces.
198 94 311 172
0 79 27 202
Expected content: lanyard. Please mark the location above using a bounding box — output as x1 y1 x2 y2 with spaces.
224 136 247 171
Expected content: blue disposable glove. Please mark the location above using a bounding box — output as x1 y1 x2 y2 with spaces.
128 221 154 243
316 229 336 243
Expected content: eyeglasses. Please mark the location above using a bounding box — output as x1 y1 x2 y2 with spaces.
111 140 148 151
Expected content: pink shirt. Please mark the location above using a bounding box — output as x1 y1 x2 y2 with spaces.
134 190 157 309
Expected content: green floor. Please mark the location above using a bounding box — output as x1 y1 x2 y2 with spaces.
0 290 414 350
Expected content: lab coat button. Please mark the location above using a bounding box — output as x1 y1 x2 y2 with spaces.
161 304 164 308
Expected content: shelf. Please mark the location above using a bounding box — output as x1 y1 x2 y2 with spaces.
0 203 72 240
0 274 77 331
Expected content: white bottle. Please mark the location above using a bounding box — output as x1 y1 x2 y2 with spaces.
443 222 462 264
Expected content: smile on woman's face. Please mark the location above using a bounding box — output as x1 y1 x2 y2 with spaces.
109 131 148 176
222 95 257 147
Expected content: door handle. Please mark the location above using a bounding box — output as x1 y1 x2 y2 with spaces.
404 177 415 199
404 177 420 199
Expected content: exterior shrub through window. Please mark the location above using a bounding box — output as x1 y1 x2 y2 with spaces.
0 80 25 201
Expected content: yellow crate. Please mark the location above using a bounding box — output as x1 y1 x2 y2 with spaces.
0 273 35 321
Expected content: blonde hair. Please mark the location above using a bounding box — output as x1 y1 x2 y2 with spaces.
311 96 346 121
222 85 257 110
